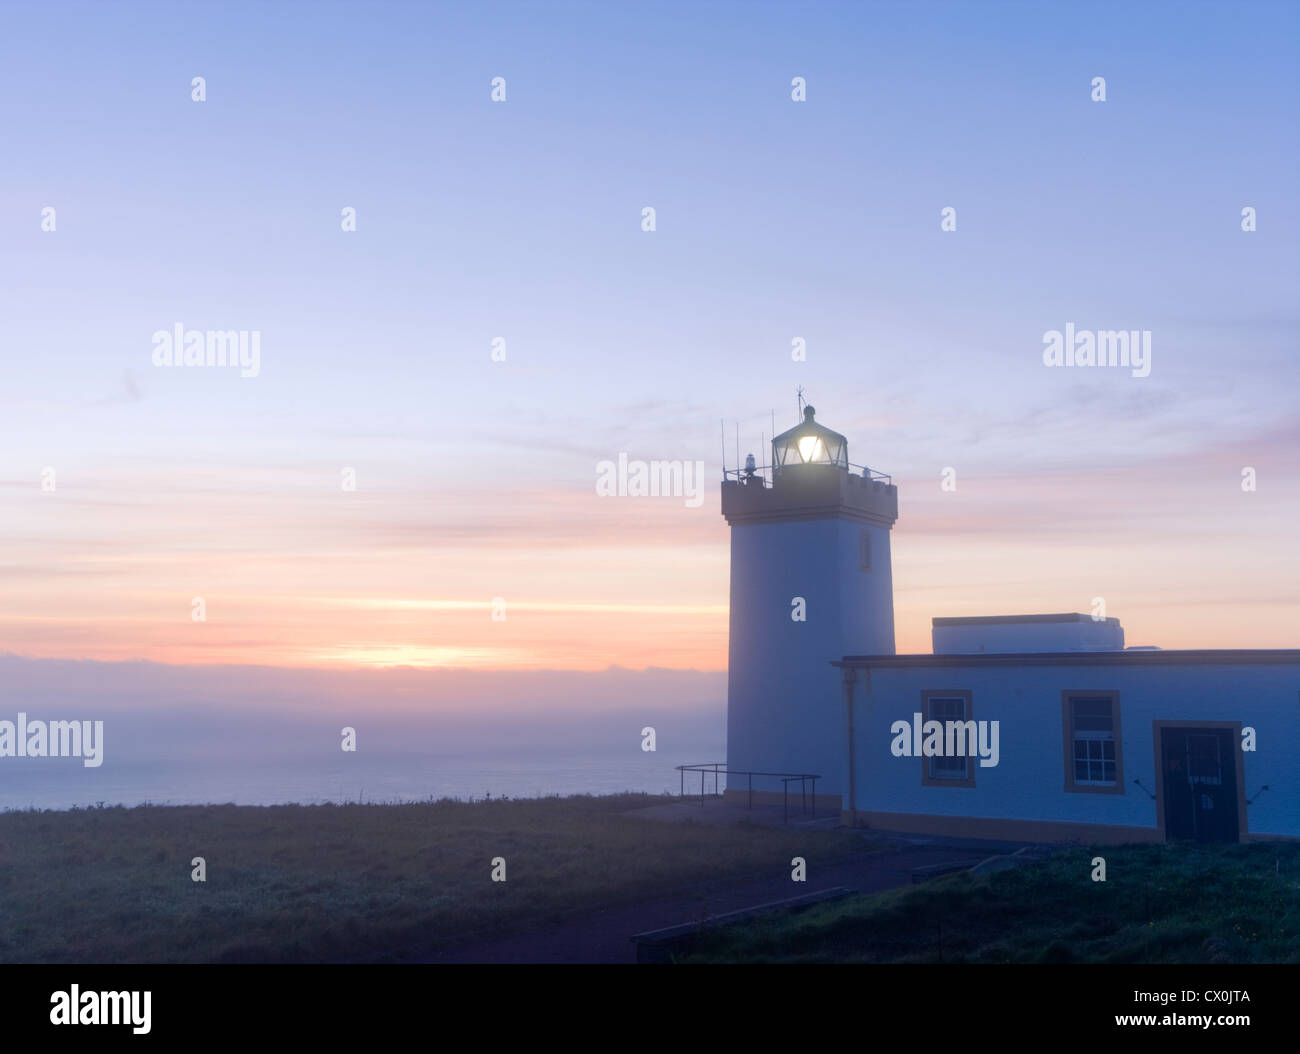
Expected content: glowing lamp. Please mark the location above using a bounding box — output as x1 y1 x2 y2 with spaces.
771 405 848 471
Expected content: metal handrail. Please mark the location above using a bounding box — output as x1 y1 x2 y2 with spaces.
675 763 822 823
722 462 892 486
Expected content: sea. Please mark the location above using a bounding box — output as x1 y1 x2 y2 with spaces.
0 744 727 812
0 655 729 812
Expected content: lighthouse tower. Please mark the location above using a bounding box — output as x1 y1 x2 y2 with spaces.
720 406 898 800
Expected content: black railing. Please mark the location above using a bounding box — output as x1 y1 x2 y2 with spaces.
676 763 822 823
722 462 892 487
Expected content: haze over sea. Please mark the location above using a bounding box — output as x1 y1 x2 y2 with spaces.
0 656 724 811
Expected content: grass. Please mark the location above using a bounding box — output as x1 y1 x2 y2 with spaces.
0 793 868 962
677 841 1300 963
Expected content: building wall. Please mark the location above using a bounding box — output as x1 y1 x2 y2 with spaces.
844 661 1300 840
727 517 893 795
932 617 1124 654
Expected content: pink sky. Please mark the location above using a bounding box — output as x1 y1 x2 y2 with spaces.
4 420 1296 670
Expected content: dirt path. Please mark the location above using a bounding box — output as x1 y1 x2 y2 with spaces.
421 840 1001 963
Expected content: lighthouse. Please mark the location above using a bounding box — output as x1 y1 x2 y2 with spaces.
720 405 898 801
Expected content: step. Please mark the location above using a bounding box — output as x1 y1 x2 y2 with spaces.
629 886 856 963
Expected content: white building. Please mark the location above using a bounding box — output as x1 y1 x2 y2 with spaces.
721 407 1300 843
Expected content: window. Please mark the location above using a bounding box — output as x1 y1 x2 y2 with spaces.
859 529 871 572
920 690 976 788
1186 733 1223 787
1062 692 1124 794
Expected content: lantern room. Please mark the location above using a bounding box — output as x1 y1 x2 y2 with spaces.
771 405 849 471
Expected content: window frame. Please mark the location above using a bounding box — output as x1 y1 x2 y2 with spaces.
1061 690 1124 795
919 689 977 789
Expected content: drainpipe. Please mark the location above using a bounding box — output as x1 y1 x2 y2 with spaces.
842 665 858 827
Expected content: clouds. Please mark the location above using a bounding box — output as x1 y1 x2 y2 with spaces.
1 406 1296 667
85 369 142 407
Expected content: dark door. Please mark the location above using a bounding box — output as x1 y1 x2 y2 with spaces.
1160 727 1238 842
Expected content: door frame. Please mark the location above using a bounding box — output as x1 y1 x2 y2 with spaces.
1151 720 1248 842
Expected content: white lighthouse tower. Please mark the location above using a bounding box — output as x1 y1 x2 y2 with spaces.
720 405 898 802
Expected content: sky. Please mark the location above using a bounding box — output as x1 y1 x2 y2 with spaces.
0 0 1297 674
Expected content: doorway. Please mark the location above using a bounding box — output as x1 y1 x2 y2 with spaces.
1158 725 1240 843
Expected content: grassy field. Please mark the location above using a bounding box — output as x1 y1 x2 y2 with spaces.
679 841 1300 963
0 793 867 963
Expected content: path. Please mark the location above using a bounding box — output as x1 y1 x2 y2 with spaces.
421 802 1025 963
